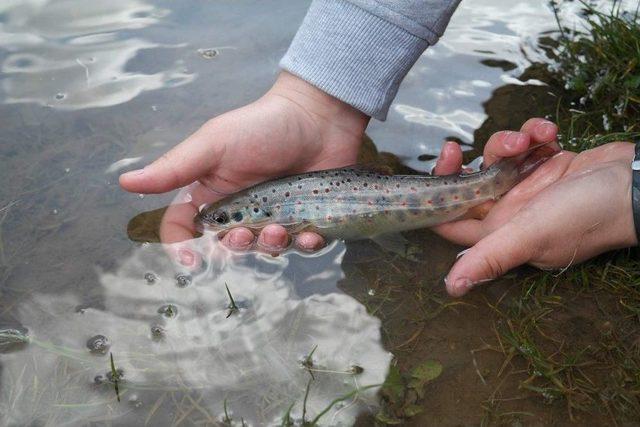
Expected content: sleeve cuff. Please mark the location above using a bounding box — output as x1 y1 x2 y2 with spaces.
279 0 430 121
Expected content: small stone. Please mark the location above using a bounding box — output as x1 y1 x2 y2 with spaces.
197 48 218 59
151 324 165 340
106 368 124 382
349 365 364 374
86 335 110 355
157 304 177 318
175 273 192 288
144 272 157 284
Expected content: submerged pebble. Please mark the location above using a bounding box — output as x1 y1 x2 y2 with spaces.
0 327 29 353
157 304 178 318
86 334 110 355
144 272 157 284
197 48 218 59
175 273 192 288
150 324 165 340
128 393 142 408
106 368 124 382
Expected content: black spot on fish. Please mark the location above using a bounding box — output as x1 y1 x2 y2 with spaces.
313 189 319 194
363 183 368 187
262 197 268 202
325 188 330 193
272 189 276 193
253 207 259 213
285 192 290 197
298 185 302 189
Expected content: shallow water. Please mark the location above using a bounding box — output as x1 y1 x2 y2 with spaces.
0 0 624 425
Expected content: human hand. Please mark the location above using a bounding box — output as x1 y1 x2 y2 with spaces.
432 118 637 297
120 72 368 266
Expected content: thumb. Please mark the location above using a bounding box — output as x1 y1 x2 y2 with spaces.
445 222 535 297
119 123 223 194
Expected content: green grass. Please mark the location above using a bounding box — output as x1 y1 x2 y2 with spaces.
549 0 640 150
482 1 640 424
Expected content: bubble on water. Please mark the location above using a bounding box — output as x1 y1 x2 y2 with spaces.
157 304 177 318
138 194 145 199
86 334 110 355
349 365 364 374
175 273 192 288
144 272 158 284
128 393 142 408
150 324 165 340
64 168 70 173
197 48 218 59
367 289 376 296
151 105 158 112
55 92 65 100
52 209 58 215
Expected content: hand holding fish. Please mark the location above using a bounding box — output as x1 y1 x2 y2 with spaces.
120 71 369 264
437 120 637 297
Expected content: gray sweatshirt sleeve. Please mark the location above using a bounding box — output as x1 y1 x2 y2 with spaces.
280 0 461 121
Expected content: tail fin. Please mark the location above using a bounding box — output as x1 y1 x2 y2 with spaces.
490 141 558 197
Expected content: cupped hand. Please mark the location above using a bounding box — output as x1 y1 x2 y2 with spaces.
120 72 368 265
433 118 637 297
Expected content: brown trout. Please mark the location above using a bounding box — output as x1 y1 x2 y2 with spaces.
197 147 551 240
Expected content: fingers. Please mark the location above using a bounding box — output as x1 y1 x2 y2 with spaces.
482 119 560 168
444 221 533 297
120 121 224 194
220 225 326 253
483 131 530 168
433 141 463 175
520 118 558 145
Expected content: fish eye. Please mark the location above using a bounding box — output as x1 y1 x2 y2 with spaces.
213 210 229 224
231 211 243 222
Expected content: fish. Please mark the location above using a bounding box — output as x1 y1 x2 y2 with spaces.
197 145 552 241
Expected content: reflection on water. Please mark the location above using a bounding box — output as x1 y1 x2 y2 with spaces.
0 0 193 109
0 238 390 425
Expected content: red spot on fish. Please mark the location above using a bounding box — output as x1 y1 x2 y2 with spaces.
285 192 290 197
426 183 431 187
313 189 319 194
427 200 433 204
325 188 330 193
326 215 333 221
410 187 416 192
368 201 373 206
475 189 481 195
374 185 379 190
297 201 302 205
440 197 445 202
385 189 390 194
353 187 358 191
402 201 407 207
453 195 459 200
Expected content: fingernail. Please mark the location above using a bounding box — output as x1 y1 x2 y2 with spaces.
504 132 526 150
229 230 252 248
122 168 145 178
178 249 194 266
535 120 556 140
452 277 475 296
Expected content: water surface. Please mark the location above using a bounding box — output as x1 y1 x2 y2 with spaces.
0 0 617 425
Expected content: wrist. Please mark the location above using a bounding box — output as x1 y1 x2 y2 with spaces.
267 71 369 139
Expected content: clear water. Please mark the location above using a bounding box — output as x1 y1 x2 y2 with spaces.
0 0 609 425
